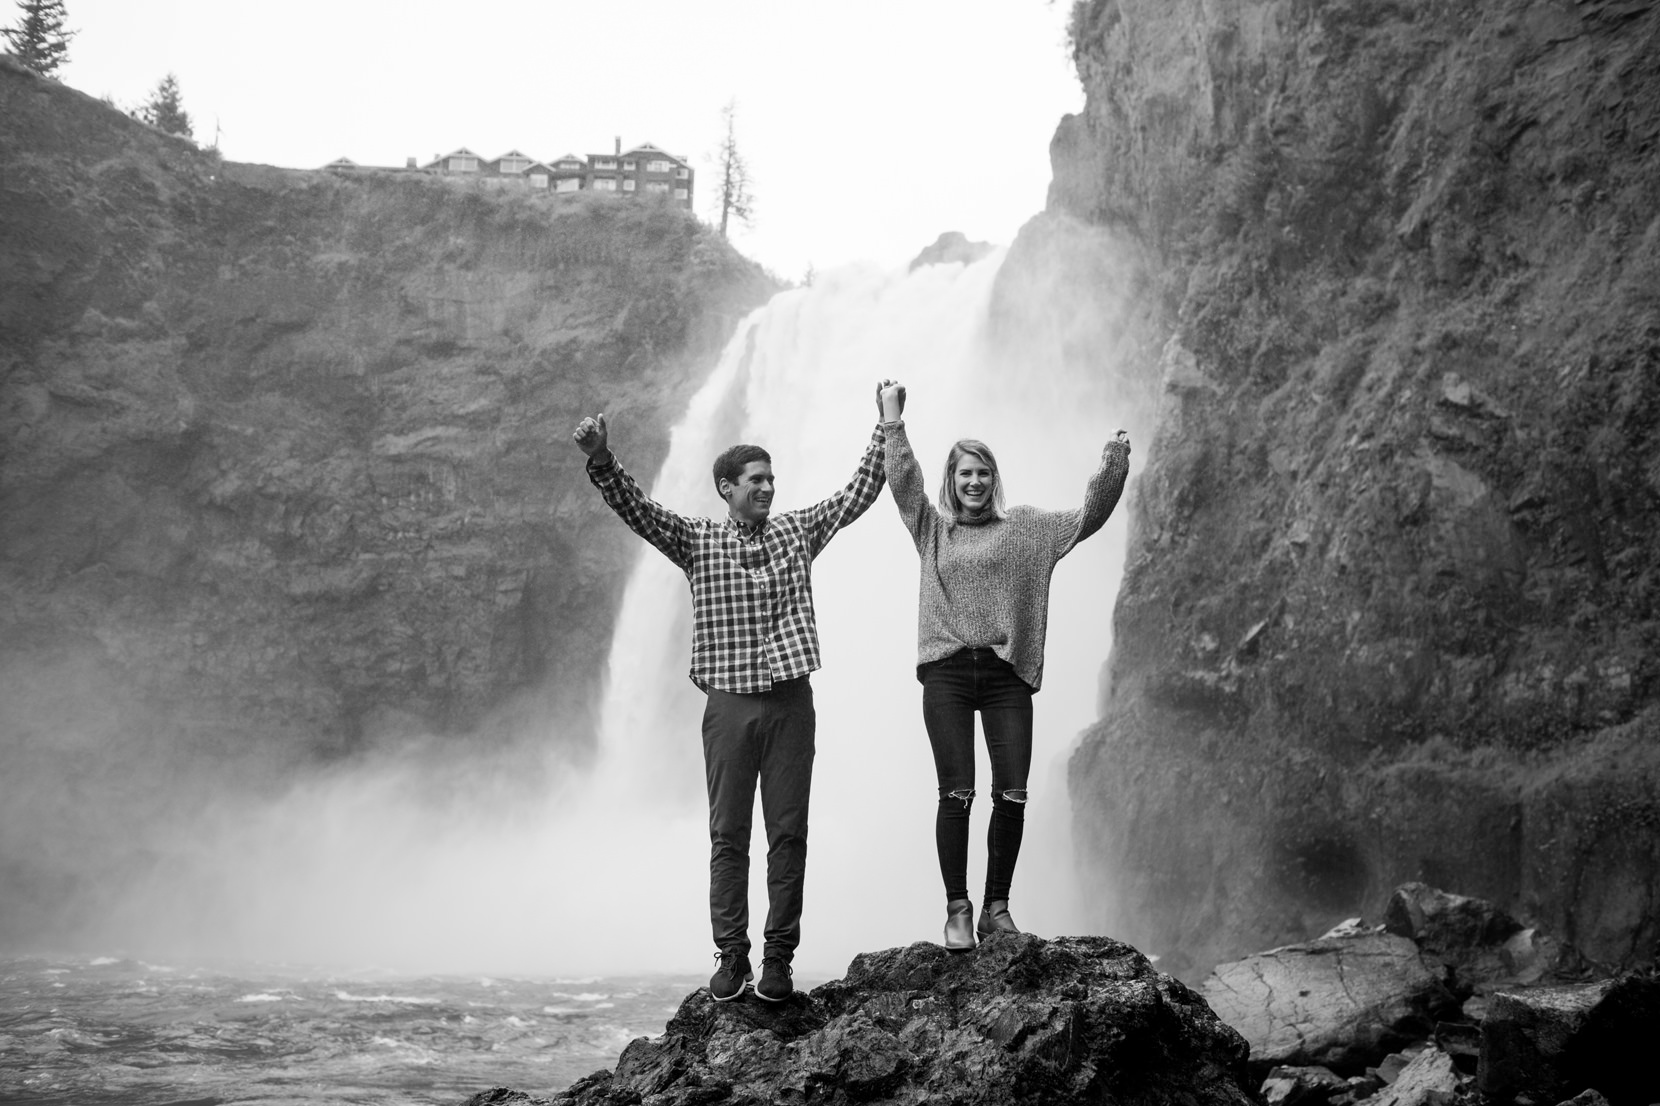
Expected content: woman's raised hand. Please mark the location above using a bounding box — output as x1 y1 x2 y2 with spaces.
877 379 907 422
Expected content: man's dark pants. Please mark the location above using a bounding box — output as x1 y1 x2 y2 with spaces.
702 675 815 964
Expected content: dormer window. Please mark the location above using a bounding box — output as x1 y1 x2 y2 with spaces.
449 156 478 172
499 156 530 174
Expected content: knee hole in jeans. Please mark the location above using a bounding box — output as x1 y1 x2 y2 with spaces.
943 787 975 810
998 788 1028 805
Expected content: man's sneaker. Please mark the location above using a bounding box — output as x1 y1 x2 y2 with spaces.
709 951 752 1002
755 956 793 1003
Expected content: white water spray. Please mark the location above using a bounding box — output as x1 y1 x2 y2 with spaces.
583 252 1139 976
103 251 1143 980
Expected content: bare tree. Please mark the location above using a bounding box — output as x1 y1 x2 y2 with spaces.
2 0 75 77
713 98 754 238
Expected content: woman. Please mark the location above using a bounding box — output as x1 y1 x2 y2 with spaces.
879 381 1130 948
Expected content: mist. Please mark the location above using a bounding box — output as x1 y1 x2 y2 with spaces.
14 246 1155 980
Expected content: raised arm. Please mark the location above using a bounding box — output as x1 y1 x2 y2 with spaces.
880 382 935 549
1049 430 1132 560
574 412 696 571
793 383 898 557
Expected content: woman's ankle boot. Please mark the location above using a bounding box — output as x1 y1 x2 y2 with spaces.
943 898 976 951
977 899 1020 940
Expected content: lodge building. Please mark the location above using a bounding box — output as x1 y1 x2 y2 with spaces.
322 138 694 207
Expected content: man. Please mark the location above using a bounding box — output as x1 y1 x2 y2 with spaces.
572 382 891 1002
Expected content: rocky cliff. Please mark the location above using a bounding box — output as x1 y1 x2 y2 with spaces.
0 56 775 944
1048 0 1660 977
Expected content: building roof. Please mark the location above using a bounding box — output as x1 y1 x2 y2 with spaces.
422 147 483 169
621 142 689 166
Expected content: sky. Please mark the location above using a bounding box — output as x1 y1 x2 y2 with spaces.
48 0 1085 280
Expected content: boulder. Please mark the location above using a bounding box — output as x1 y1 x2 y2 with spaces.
907 231 995 271
1477 980 1611 1105
1201 932 1457 1074
1563 974 1660 1106
1259 1064 1348 1106
1554 1092 1610 1106
1382 883 1565 994
1383 883 1521 955
1358 1047 1462 1106
475 934 1257 1105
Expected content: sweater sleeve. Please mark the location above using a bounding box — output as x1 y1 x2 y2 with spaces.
883 420 936 550
1047 438 1132 560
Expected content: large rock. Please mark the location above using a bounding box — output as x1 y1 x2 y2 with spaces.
1201 932 1457 1074
475 935 1256 1106
1478 975 1660 1106
1383 883 1568 994
1477 981 1613 1105
1362 1047 1462 1106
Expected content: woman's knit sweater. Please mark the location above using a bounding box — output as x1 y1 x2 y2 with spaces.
883 420 1131 692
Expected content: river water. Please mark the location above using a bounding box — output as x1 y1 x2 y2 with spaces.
0 955 712 1105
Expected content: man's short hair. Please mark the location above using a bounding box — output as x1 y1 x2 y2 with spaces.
713 444 771 492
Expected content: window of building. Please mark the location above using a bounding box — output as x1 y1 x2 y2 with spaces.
622 179 636 192
555 178 580 192
593 177 618 191
499 156 530 174
558 160 581 170
450 156 478 172
594 158 617 170
673 186 689 198
647 159 672 173
530 173 548 189
675 167 690 179
645 181 669 193
622 160 637 170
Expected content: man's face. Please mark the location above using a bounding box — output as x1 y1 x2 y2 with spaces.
722 461 775 526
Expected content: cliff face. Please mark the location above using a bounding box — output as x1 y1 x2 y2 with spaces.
0 57 774 942
1051 0 1660 976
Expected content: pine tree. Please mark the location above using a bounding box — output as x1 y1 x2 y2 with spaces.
713 99 754 238
2 0 75 77
138 72 193 140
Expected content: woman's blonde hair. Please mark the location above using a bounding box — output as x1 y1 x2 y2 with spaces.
938 439 1007 520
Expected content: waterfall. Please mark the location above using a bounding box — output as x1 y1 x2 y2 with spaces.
584 252 1137 975
101 251 1141 980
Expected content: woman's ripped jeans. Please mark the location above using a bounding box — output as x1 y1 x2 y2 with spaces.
919 647 1033 904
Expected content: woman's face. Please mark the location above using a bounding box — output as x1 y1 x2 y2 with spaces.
953 453 996 515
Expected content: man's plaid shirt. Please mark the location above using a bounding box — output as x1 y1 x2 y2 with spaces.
586 424 887 694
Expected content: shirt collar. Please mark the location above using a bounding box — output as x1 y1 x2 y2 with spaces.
725 515 767 540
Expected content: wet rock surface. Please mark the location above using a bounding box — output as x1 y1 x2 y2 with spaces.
1201 931 1456 1073
466 934 1256 1106
1208 885 1659 1106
